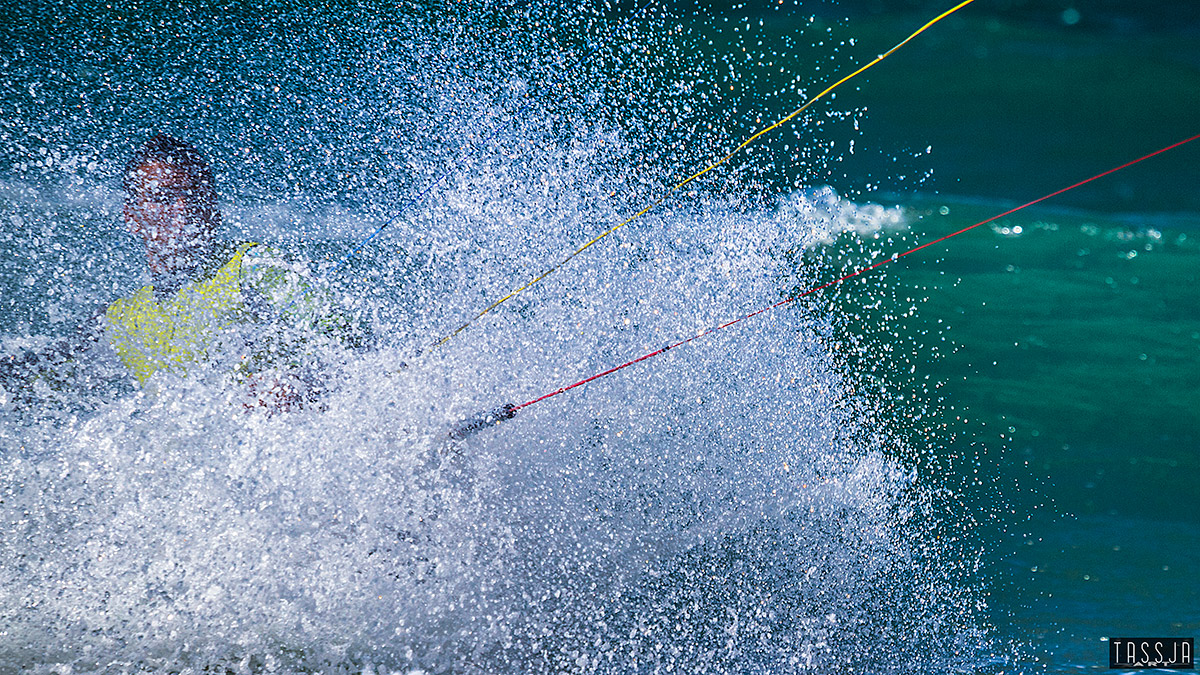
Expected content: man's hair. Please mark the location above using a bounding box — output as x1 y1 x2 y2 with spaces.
124 134 216 196
125 134 219 226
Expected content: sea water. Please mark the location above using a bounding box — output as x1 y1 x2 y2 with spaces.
2 1 1197 673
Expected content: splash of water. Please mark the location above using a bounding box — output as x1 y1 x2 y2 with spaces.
1 2 1005 672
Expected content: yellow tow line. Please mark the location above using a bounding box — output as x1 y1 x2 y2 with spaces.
433 0 978 347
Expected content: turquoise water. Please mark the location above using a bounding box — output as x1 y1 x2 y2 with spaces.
798 7 1200 668
810 197 1200 669
2 1 1198 672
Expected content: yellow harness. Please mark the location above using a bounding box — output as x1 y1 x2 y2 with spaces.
106 242 257 385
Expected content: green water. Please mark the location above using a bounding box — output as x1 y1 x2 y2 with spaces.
768 7 1200 667
684 4 1200 212
883 200 1198 504
835 12 1200 213
809 196 1200 667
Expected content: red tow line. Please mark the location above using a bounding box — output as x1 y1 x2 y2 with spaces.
508 133 1200 414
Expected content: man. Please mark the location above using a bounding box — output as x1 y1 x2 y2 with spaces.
2 135 369 412
115 134 377 409
3 135 514 435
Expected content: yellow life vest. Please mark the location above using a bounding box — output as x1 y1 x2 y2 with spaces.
105 242 257 385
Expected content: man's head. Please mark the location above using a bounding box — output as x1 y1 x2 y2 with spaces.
124 135 220 275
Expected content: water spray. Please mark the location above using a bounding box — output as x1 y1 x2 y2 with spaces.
431 0 981 347
455 133 1198 437
323 0 659 282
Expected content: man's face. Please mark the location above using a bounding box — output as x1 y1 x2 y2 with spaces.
124 161 214 274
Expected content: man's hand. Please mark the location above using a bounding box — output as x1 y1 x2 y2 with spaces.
243 369 314 414
447 403 518 441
